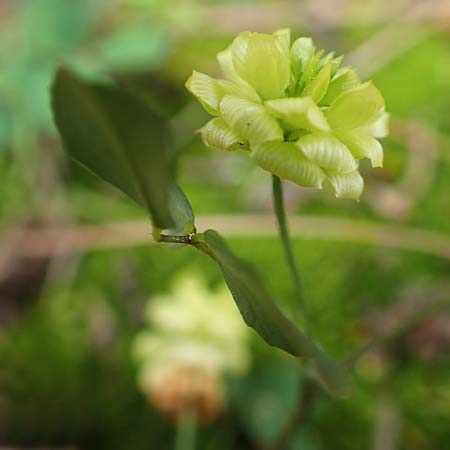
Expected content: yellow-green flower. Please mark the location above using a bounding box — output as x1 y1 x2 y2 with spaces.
132 272 250 419
186 29 389 200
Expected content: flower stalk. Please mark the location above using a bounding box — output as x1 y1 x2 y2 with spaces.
175 407 197 450
272 175 311 335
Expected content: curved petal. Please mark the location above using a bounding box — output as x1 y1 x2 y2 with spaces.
317 51 334 69
273 28 291 53
290 37 314 80
303 62 331 103
200 117 246 152
321 67 360 106
217 46 240 82
335 130 383 167
296 133 357 173
218 79 260 103
299 49 323 91
326 81 385 130
265 97 330 132
216 46 261 103
318 52 343 77
220 95 284 145
325 170 364 200
185 70 224 115
252 141 325 188
229 31 252 78
231 32 291 99
360 112 390 138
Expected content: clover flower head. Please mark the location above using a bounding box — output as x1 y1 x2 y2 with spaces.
186 29 389 200
132 272 250 420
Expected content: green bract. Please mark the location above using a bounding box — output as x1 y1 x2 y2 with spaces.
186 29 389 200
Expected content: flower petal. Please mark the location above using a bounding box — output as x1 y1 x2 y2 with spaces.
185 70 224 115
325 170 364 200
216 46 261 103
317 51 334 69
252 141 325 188
330 55 345 76
218 79 260 103
290 37 314 80
321 67 360 106
229 31 252 78
231 32 291 99
220 95 283 145
273 28 291 53
200 117 246 152
296 133 357 173
360 112 390 138
302 62 331 103
318 52 343 77
265 97 330 132
326 81 385 130
298 49 323 91
335 130 383 167
217 46 240 82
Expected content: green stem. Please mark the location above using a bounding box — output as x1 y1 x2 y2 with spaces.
159 234 194 244
272 175 311 335
174 407 197 450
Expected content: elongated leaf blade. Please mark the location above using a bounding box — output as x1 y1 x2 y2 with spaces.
52 68 174 228
202 229 350 397
165 183 196 235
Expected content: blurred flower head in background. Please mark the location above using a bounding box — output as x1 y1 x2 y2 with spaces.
186 28 389 200
133 272 250 421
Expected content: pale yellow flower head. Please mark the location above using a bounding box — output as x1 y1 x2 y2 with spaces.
132 272 250 419
186 29 389 200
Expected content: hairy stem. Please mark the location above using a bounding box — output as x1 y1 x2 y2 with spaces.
272 175 311 335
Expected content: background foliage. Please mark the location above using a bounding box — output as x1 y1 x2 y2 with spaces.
0 0 449 449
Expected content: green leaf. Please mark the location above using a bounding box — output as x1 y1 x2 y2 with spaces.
201 229 351 398
252 141 325 188
164 184 196 236
51 68 174 228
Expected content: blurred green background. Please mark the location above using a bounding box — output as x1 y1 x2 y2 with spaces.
0 0 450 449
